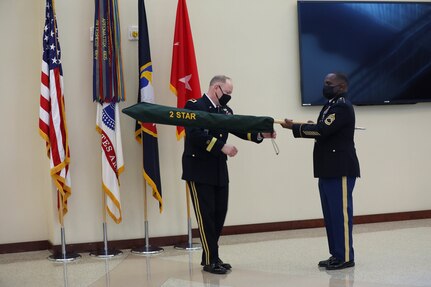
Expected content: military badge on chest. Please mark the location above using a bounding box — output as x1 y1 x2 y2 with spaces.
324 113 336 126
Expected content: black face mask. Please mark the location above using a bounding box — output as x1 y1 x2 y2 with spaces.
322 85 338 100
217 86 232 106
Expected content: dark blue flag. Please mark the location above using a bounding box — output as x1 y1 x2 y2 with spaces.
135 0 163 212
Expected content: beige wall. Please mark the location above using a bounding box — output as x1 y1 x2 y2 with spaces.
1 0 430 245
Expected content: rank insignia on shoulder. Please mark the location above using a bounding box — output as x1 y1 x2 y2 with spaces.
325 113 336 126
188 99 197 103
336 97 346 103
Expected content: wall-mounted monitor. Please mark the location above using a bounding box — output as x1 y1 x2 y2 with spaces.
297 1 431 105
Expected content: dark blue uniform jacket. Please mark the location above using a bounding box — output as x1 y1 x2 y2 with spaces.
292 94 360 178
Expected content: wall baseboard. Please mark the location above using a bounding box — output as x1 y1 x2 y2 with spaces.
1 210 430 254
0 240 51 254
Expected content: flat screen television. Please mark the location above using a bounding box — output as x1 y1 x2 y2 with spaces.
297 1 431 106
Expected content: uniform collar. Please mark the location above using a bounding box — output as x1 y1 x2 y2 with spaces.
204 93 218 108
328 93 347 104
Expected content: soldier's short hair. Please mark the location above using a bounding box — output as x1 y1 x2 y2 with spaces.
210 75 231 87
334 72 349 88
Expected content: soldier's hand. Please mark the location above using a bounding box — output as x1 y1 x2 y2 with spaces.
222 144 238 157
280 119 293 129
261 131 276 139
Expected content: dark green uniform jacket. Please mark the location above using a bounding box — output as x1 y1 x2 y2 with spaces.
182 95 263 186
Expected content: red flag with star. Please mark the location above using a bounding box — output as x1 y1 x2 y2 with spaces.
170 0 201 140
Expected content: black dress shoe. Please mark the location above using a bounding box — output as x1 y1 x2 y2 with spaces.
201 259 232 270
318 256 336 268
217 259 232 270
326 259 355 270
203 263 228 274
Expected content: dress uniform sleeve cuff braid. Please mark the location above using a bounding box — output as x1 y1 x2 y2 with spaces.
292 124 302 138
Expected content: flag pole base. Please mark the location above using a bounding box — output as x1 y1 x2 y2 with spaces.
174 242 201 251
89 249 123 259
131 245 164 255
47 252 81 262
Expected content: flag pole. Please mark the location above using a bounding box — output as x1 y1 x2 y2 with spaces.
48 192 81 262
174 183 201 250
131 139 163 255
103 258 111 286
274 119 366 130
89 182 122 258
102 191 109 255
62 261 69 287
131 181 164 255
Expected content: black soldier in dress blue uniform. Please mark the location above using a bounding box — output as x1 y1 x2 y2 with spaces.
182 75 275 274
282 73 360 270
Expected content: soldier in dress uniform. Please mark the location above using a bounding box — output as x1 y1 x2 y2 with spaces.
182 75 275 274
281 72 360 270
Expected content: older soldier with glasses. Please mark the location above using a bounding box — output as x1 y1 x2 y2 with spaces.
182 75 275 274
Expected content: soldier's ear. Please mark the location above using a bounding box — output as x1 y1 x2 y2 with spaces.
340 83 348 92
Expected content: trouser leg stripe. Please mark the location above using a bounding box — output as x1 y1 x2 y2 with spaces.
189 181 210 265
342 176 349 262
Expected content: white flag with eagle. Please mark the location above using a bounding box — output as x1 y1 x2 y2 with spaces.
96 102 124 223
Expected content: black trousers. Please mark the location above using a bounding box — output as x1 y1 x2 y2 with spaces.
187 181 229 265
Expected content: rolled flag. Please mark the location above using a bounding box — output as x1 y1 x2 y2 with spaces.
123 102 274 133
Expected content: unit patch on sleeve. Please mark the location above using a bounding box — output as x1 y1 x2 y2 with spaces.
324 113 336 126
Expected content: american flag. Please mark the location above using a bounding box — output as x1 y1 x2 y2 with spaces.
39 0 72 220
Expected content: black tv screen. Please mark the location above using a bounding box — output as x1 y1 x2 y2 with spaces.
297 1 431 106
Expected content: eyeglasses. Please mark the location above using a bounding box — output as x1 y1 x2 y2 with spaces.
218 85 231 95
